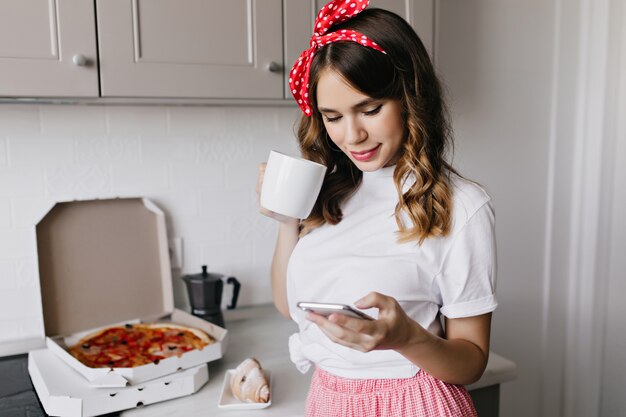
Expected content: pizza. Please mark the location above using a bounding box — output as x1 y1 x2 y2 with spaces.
68 322 215 368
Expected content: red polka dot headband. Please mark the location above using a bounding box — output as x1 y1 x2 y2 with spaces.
289 0 386 116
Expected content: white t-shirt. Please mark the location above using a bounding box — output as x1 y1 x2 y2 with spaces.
286 165 497 379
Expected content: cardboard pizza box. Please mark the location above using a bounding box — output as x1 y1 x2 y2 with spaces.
32 197 228 387
29 347 209 417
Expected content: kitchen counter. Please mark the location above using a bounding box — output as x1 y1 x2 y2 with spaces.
122 304 517 417
0 304 517 417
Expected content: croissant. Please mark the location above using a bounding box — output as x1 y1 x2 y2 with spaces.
230 358 270 403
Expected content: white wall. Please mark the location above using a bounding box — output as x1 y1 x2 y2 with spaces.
437 0 625 416
0 104 300 345
436 1 554 414
599 0 626 413
601 93 626 415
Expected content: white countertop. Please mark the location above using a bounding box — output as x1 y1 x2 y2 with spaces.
121 304 517 417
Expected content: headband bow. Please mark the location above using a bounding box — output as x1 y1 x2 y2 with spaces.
289 0 386 116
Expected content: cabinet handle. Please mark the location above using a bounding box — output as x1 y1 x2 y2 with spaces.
266 61 281 73
72 54 88 67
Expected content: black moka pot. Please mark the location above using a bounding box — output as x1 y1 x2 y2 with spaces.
182 265 241 328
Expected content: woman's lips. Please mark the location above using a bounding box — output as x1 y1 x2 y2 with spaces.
350 144 381 162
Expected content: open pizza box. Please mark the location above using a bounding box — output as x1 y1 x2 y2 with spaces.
29 348 209 417
30 197 228 388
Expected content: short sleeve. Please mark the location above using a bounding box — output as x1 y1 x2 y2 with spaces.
436 200 497 319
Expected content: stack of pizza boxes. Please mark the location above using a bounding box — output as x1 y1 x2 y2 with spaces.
27 198 228 417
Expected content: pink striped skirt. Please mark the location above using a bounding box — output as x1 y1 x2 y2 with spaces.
305 367 477 417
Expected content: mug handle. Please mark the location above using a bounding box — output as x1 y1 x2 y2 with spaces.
226 277 241 310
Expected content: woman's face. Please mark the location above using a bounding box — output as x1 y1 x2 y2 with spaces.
316 69 405 171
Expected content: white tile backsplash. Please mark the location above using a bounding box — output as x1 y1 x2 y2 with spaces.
45 164 111 198
18 316 44 339
111 162 170 194
170 160 225 191
151 189 199 218
75 134 141 164
0 103 300 345
0 287 42 322
197 187 254 217
40 106 107 135
0 167 44 197
0 137 7 167
141 135 197 164
0 260 16 291
9 135 75 167
14 259 39 290
106 106 169 135
201 242 254 273
0 106 40 135
173 216 230 245
0 228 37 260
12 197 57 227
0 199 12 230
0 320 20 343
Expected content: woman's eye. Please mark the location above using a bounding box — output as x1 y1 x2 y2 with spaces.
363 105 382 116
324 115 341 123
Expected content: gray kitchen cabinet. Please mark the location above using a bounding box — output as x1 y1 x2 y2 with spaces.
0 0 99 97
0 0 433 101
96 0 284 99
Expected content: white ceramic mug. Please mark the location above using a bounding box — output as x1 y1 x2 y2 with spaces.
260 150 327 219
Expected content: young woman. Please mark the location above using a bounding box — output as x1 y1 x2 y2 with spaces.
257 1 497 415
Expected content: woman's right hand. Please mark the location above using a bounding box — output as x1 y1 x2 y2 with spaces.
257 163 299 225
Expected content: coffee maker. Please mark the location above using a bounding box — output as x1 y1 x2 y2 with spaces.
182 265 240 328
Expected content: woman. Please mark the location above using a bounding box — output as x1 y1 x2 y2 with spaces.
257 1 497 415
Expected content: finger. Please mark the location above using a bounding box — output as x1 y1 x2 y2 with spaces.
305 312 339 336
307 312 355 338
305 311 329 326
307 313 371 350
258 164 266 181
328 313 371 333
354 292 394 310
259 207 274 217
256 175 265 194
257 163 267 187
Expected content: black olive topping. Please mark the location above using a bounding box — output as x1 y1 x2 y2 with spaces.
125 323 133 329
82 343 90 349
153 359 160 365
168 345 176 350
121 340 128 345
177 332 184 336
108 361 115 366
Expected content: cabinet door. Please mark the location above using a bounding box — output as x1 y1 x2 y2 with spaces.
97 0 284 99
284 0 434 100
363 0 434 53
0 0 98 97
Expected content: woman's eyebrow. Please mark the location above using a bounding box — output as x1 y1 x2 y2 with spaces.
318 98 379 113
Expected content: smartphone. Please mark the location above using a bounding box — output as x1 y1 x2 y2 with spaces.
297 302 374 320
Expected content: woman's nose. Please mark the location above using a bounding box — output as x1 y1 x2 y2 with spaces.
344 118 367 145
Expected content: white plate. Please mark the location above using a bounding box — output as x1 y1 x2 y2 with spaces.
218 369 272 410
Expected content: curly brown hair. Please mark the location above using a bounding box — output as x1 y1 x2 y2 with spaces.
298 8 456 244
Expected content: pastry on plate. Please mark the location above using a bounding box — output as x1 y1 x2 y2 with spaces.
230 358 270 403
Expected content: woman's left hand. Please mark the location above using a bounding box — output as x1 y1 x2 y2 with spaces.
305 292 430 352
